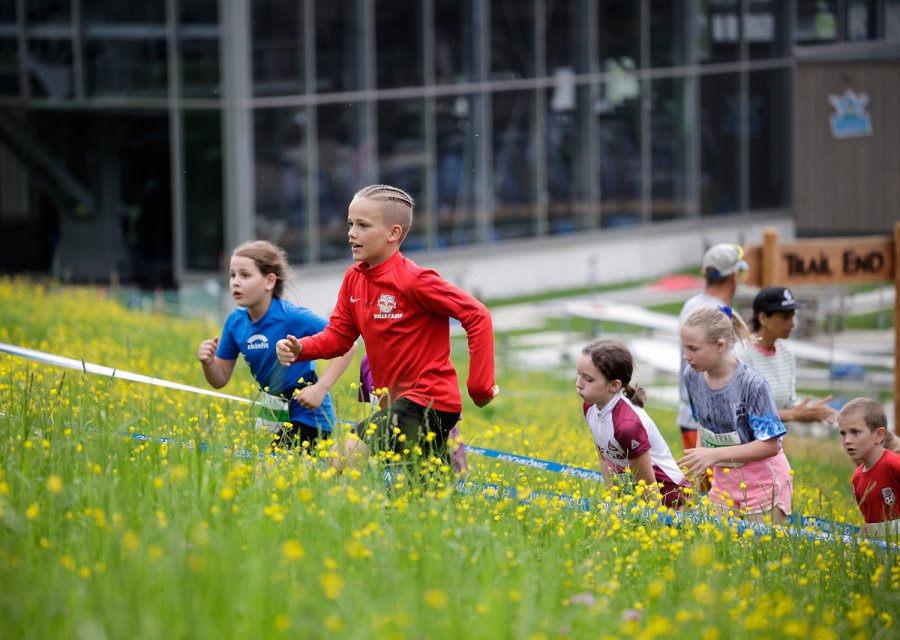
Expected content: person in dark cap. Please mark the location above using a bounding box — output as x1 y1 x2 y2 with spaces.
736 286 837 435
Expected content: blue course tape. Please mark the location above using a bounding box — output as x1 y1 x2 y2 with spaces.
5 343 894 551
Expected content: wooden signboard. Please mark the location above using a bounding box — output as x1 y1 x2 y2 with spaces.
746 222 899 432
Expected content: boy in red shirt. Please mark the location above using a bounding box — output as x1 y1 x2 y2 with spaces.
838 397 900 537
277 184 498 470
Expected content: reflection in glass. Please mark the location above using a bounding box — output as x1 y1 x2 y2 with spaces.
434 0 474 83
749 68 788 210
183 111 223 271
795 0 838 43
651 78 692 222
377 98 426 250
315 0 361 93
748 0 789 60
85 39 168 97
252 0 303 96
546 0 586 72
82 2 165 23
26 0 70 23
317 102 365 262
650 0 689 67
254 108 309 264
181 38 220 98
180 0 218 24
434 95 477 247
596 76 641 227
700 72 740 215
491 0 535 79
376 1 422 89
546 82 591 233
699 0 741 63
492 90 537 240
599 1 640 68
26 39 73 99
0 39 18 95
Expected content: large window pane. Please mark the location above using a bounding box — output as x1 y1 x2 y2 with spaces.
254 108 309 264
749 68 788 210
596 78 641 227
181 37 219 98
434 0 475 84
700 72 740 215
748 0 789 59
82 2 165 23
491 0 535 79
700 0 741 63
252 0 303 96
0 39 18 95
181 0 218 24
651 77 692 222
376 0 422 89
315 0 361 93
599 1 640 69
316 102 365 261
546 83 592 233
183 110 222 271
492 89 537 240
26 39 74 99
377 98 426 250
650 0 690 67
434 95 477 247
85 39 168 97
26 0 71 23
546 0 587 73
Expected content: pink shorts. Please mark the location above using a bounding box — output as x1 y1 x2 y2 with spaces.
708 450 793 516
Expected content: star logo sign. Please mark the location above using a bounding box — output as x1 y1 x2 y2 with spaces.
828 89 872 139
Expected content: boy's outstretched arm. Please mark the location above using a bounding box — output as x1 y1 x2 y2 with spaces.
416 270 498 405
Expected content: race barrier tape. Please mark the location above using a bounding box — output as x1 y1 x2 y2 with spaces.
0 342 256 406
3 342 896 550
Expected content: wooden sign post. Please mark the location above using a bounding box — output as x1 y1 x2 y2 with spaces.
745 222 899 431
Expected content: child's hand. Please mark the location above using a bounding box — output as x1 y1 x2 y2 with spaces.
474 385 500 407
198 337 219 364
293 383 326 410
677 447 721 477
276 335 303 365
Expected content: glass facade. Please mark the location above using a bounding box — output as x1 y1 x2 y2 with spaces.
0 1 897 284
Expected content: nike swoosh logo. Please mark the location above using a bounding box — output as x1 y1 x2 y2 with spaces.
350 296 361 303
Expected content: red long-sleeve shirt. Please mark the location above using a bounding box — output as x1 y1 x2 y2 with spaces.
297 252 495 412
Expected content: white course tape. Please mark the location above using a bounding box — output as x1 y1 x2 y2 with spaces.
0 341 254 405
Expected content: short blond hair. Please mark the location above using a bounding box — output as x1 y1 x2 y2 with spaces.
354 184 414 241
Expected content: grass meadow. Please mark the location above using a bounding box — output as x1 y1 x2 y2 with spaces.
1 278 897 639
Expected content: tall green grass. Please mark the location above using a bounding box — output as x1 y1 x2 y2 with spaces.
1 278 897 639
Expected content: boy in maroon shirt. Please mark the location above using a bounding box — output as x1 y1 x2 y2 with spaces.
277 184 498 470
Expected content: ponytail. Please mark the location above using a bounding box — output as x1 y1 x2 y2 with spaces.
623 383 646 408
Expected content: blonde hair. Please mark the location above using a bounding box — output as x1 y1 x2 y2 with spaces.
838 397 900 453
682 305 751 350
232 240 290 299
581 339 647 408
353 184 414 241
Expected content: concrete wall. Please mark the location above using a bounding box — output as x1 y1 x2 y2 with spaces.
281 213 795 318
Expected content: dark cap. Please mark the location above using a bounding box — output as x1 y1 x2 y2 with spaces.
752 287 798 315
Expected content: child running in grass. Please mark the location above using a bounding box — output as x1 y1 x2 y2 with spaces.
276 184 498 470
576 340 688 507
358 354 468 473
838 397 900 537
198 240 356 451
677 305 792 523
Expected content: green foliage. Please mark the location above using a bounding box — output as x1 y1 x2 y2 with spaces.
0 278 897 639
